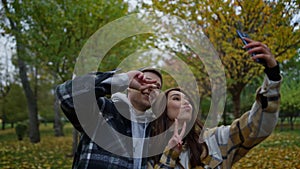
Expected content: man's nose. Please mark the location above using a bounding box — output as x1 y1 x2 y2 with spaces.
149 88 160 96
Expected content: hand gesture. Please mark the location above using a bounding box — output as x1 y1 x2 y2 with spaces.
126 71 158 91
167 119 187 153
243 38 277 68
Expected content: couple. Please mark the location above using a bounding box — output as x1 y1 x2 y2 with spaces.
56 38 282 169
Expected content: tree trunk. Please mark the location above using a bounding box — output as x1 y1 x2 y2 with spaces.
290 116 294 130
54 95 64 136
231 90 242 119
280 117 285 131
1 121 5 130
18 58 40 143
1 89 10 131
1 112 6 130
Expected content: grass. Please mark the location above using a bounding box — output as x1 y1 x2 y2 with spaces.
232 129 300 169
0 123 74 169
0 123 299 169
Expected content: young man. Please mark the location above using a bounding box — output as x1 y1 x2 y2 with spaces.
56 68 162 169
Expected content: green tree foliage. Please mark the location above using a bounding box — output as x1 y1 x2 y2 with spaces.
18 0 129 81
22 0 129 138
280 79 300 128
0 62 11 130
37 82 55 122
1 0 130 141
1 0 41 143
0 83 27 123
280 54 300 129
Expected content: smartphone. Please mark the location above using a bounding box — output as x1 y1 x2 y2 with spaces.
236 30 265 65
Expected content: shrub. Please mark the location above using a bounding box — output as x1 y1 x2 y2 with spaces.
15 122 28 140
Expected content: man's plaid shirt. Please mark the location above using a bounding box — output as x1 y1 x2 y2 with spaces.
56 71 149 169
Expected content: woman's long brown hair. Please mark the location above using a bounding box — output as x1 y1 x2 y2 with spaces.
150 88 208 168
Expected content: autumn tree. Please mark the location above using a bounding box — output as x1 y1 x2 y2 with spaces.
140 0 300 118
197 0 300 118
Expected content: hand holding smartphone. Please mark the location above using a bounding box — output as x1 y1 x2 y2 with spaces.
236 30 266 65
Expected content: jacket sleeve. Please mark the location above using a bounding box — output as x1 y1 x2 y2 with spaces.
209 71 282 168
55 70 130 132
147 148 180 169
229 75 281 163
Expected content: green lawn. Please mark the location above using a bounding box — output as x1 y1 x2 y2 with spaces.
0 124 299 169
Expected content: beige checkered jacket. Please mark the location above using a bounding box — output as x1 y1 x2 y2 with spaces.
149 75 281 169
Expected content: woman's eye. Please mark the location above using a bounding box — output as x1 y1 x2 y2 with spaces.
173 97 180 101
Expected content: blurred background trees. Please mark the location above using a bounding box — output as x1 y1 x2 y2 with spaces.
280 53 300 130
0 0 299 147
1 0 129 144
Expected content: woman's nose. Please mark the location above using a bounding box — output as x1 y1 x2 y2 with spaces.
183 99 190 105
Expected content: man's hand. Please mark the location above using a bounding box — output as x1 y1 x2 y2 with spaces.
126 71 158 92
243 38 277 68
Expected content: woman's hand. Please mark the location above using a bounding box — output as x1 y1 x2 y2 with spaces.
243 38 277 68
167 119 186 153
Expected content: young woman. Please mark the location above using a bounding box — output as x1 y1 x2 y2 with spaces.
149 88 208 168
148 38 282 168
